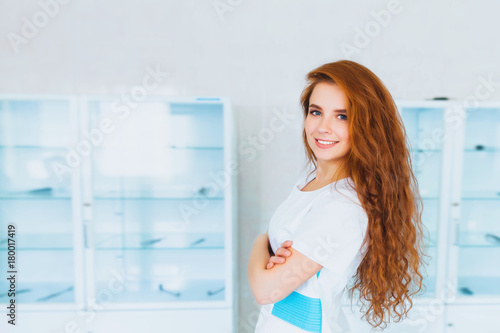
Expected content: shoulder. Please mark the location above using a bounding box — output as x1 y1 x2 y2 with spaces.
317 177 363 209
310 178 368 227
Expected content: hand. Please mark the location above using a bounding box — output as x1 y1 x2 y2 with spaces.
266 240 293 269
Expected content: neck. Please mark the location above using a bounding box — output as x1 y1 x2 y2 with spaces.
314 161 346 183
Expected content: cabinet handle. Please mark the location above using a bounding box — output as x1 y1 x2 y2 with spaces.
83 223 88 248
454 220 460 246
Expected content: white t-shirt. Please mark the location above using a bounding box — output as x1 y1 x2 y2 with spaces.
254 168 369 333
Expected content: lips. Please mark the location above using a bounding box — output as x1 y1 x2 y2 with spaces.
315 138 339 144
315 138 339 148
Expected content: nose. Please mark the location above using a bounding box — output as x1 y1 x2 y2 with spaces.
318 115 334 133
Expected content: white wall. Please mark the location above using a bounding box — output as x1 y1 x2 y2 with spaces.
1 0 500 332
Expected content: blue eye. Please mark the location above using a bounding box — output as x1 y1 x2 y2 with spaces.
309 110 347 120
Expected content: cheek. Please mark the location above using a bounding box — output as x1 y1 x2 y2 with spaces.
342 141 351 152
336 127 349 143
304 118 315 136
340 128 350 150
340 124 350 139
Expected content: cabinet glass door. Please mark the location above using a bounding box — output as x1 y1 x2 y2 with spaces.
400 105 446 298
87 99 227 306
0 98 76 306
456 107 500 297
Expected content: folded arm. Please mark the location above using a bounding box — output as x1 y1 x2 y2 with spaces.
247 232 322 305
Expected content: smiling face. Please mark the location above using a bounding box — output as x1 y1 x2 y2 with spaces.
304 81 351 168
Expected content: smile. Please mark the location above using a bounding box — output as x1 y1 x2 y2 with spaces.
315 138 339 148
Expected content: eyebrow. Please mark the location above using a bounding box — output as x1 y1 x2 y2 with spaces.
309 104 346 113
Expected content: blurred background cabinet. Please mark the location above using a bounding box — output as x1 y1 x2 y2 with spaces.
343 100 500 332
0 96 80 311
0 95 237 333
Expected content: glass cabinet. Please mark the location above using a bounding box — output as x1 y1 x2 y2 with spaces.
0 95 236 332
0 97 79 308
398 102 450 300
84 98 231 308
454 106 500 298
347 101 500 333
397 102 500 302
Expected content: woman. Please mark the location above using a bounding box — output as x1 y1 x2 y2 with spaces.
248 60 426 332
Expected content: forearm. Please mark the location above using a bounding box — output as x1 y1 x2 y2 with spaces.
248 233 293 305
248 233 272 303
248 233 270 278
248 233 321 305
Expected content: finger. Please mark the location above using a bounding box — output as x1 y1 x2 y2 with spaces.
276 248 291 257
281 240 293 248
266 262 274 269
269 256 285 264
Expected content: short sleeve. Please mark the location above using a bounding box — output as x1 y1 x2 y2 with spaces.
291 192 368 276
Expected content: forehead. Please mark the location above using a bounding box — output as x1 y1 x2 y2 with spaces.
309 82 347 109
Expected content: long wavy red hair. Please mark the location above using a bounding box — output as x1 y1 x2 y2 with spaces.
300 60 427 329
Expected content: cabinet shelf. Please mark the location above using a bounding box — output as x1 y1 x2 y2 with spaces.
421 196 440 200
408 147 495 154
94 232 224 250
0 282 74 303
94 195 224 200
456 232 500 248
169 145 224 150
93 279 225 303
417 192 500 202
457 276 500 297
409 148 443 152
0 145 68 150
0 234 73 251
0 232 225 251
463 147 500 153
90 147 225 199
0 195 71 200
461 193 500 200
93 145 224 151
409 148 500 153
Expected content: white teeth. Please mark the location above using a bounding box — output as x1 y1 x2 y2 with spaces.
317 139 338 145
